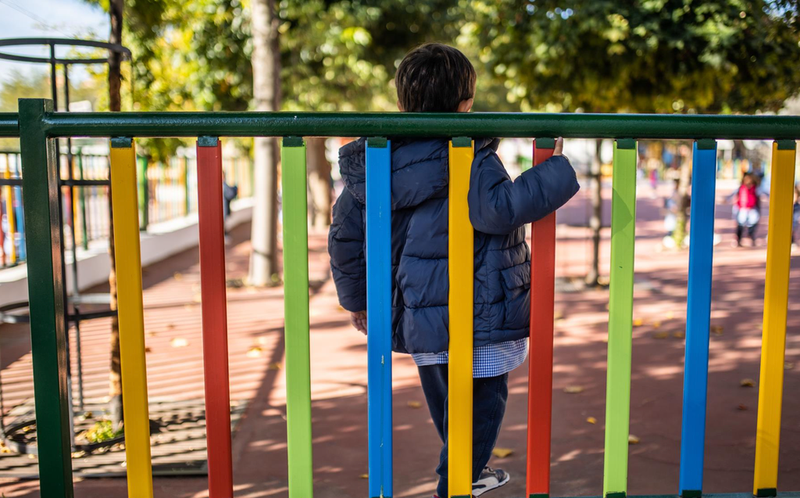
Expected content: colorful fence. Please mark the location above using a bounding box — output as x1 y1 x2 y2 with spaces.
1 102 799 498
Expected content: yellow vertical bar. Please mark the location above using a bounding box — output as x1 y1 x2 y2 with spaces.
4 160 17 264
448 138 474 498
110 138 154 498
753 140 797 497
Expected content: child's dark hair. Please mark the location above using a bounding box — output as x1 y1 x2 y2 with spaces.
395 43 476 112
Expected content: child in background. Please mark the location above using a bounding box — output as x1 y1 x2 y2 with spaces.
222 172 238 245
328 43 579 498
728 172 767 247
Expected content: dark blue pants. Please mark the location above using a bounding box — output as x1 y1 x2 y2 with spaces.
417 365 509 498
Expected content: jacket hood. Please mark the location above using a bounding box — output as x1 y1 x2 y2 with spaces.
338 137 499 210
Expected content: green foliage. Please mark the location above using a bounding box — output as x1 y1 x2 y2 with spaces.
81 419 123 444
280 0 464 111
0 69 102 112
465 0 800 113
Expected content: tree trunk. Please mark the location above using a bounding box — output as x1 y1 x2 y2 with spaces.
673 148 692 249
307 138 332 231
249 0 281 286
585 138 603 286
108 0 124 426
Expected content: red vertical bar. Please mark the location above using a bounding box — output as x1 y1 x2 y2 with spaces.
196 138 234 498
526 139 556 498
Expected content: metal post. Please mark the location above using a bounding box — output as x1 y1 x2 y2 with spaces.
63 63 84 413
19 98 74 498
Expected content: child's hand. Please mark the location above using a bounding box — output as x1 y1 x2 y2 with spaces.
350 310 367 335
553 137 564 156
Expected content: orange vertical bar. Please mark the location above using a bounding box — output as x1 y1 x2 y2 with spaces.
526 138 556 498
196 137 234 498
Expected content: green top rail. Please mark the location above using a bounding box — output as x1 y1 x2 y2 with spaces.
3 107 800 140
0 113 18 137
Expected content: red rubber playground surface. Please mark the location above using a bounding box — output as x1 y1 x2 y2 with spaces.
0 180 798 498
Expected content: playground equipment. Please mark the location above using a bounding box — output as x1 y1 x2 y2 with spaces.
0 101 798 498
0 39 132 448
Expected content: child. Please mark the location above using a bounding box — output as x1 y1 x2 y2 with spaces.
663 179 680 241
328 43 579 498
222 172 238 245
728 172 767 247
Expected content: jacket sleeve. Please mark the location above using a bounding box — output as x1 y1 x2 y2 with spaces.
468 150 580 235
328 187 367 312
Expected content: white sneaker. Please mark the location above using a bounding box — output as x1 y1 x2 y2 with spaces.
472 467 510 497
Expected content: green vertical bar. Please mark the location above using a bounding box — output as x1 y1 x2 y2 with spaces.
603 139 638 498
281 137 313 498
19 99 74 498
137 155 149 230
77 148 89 250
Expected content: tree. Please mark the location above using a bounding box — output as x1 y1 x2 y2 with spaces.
466 0 800 281
105 0 125 428
249 0 282 286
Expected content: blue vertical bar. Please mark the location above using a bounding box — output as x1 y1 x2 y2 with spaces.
366 137 393 498
679 139 717 497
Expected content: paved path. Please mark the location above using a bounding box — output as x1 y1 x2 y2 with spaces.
1 180 799 498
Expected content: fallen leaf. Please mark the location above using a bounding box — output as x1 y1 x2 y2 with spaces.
563 386 584 394
740 378 755 387
193 293 202 303
167 323 176 329
666 312 675 320
673 331 685 339
601 336 609 343
554 310 564 320
633 318 644 327
247 347 263 358
144 347 152 353
492 448 514 458
738 404 748 411
628 434 640 444
173 272 183 281
785 362 795 370
268 363 282 370
653 332 669 339
711 325 723 335
407 401 422 409
360 474 369 479
652 321 662 329
170 338 189 348
586 417 597 424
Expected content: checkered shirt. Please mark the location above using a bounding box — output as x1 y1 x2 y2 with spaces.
411 337 529 378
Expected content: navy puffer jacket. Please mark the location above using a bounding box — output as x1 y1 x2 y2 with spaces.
328 137 579 354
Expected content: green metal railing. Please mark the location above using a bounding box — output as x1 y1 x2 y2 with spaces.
3 109 798 139
2 99 800 498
